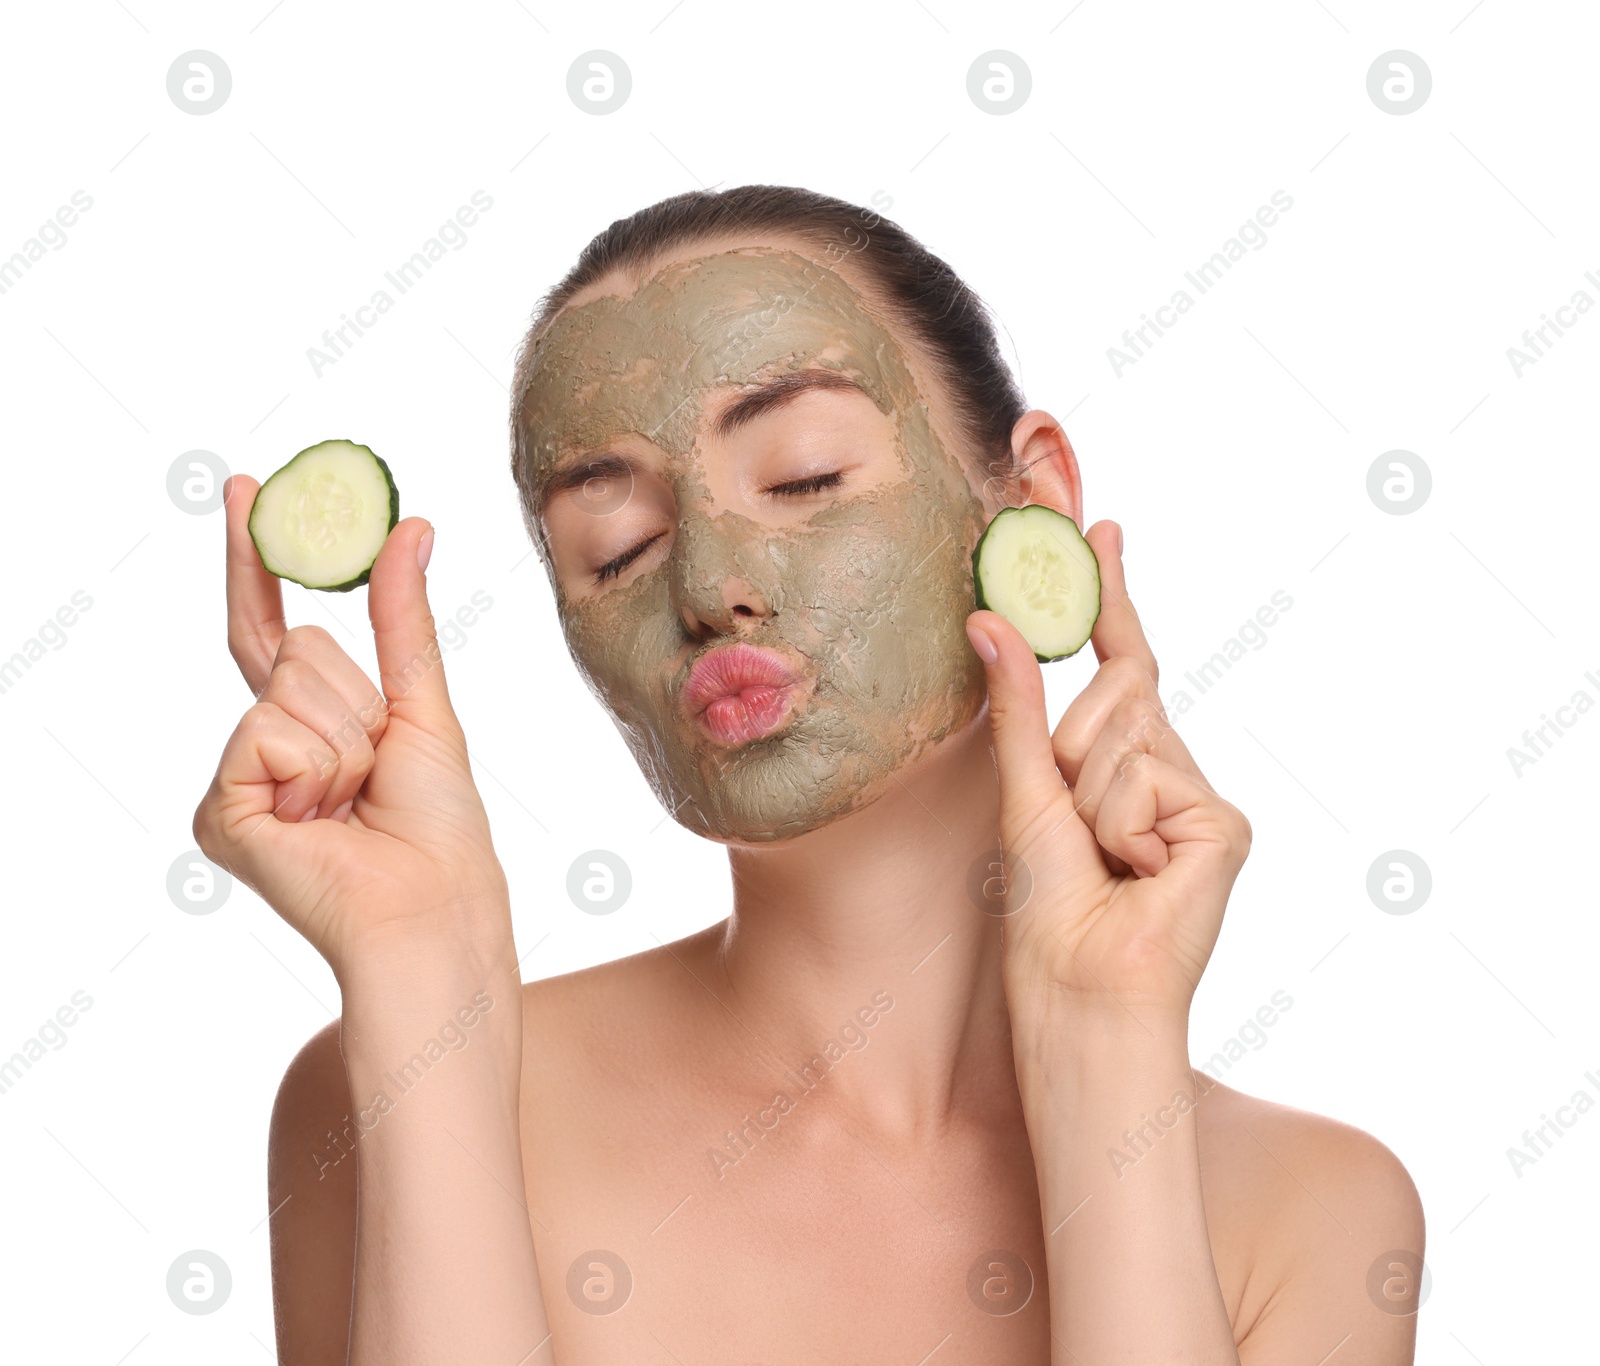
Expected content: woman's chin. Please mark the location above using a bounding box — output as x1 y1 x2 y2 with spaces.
635 663 990 845
664 727 982 849
668 776 878 847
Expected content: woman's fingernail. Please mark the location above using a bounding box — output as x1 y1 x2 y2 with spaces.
223 475 234 502
966 619 998 664
1115 523 1124 556
417 526 435 572
299 806 318 823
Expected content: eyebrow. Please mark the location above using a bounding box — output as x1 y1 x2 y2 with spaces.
534 451 647 523
711 369 868 438
534 370 868 518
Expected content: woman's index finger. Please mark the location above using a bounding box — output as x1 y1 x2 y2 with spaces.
1085 519 1160 688
224 474 286 694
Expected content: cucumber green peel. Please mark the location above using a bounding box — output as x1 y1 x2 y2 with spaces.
248 439 399 592
971 504 1102 662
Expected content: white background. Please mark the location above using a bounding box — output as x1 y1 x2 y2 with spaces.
1 0 1594 1360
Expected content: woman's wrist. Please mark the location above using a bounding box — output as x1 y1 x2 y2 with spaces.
332 891 519 999
334 908 524 1071
1005 972 1191 1069
1008 993 1211 1246
336 935 526 1137
1014 1018 1202 1122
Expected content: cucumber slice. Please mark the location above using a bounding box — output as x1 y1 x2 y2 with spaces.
972 505 1101 662
248 440 399 592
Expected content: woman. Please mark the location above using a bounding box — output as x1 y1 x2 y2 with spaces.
196 185 1424 1364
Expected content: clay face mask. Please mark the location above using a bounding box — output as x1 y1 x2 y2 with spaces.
517 246 992 843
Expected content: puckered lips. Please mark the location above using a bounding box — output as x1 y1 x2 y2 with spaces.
682 642 805 747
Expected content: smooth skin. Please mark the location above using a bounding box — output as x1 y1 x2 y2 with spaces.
198 480 547 1364
201 240 1424 1365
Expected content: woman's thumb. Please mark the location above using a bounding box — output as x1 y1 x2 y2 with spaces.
966 609 1067 823
368 518 458 730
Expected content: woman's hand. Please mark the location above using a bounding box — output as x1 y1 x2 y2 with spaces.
192 475 510 981
966 518 1252 1021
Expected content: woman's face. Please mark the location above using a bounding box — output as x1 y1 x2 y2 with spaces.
520 243 997 843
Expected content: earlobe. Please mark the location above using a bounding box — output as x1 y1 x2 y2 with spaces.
1009 410 1084 528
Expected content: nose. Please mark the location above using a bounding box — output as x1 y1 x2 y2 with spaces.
670 508 777 640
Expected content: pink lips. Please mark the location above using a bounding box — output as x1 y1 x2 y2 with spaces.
683 643 802 746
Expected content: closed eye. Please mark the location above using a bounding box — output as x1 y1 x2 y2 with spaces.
764 470 844 497
594 532 665 584
591 471 846 584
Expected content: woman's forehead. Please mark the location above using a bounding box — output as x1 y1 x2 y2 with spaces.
519 246 924 463
550 234 869 321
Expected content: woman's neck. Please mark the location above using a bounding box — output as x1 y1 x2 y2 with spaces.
714 705 1019 1141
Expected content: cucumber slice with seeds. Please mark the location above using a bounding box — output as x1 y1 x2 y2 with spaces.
972 505 1101 662
248 440 399 592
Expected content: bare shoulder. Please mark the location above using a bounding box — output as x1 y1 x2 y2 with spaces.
515 922 735 1223
1195 1076 1425 1363
519 923 724 1043
266 1019 357 1366
518 923 729 1091
1197 1076 1424 1231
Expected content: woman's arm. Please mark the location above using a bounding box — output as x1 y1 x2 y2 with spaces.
1008 1001 1237 1363
268 937 547 1366
196 479 552 1362
967 519 1418 1364
1010 1000 1425 1365
267 1021 358 1366
337 935 548 1366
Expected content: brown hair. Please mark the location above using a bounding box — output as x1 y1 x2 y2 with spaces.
509 184 1028 538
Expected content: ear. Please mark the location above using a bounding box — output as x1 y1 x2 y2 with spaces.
1007 410 1084 530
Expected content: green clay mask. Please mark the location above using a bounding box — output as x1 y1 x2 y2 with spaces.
516 247 991 843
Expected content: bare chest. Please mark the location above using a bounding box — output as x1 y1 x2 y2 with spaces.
521 1074 1055 1364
